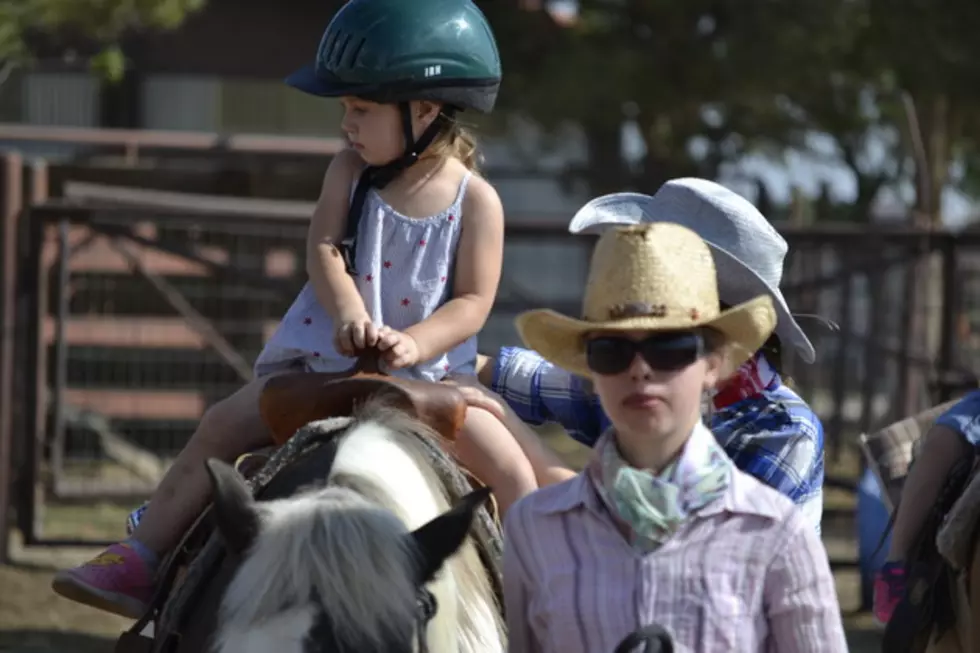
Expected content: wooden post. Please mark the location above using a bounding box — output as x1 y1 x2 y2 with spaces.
0 151 23 563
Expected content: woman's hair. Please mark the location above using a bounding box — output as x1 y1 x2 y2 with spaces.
714 303 794 385
700 327 726 354
426 115 481 171
760 333 794 386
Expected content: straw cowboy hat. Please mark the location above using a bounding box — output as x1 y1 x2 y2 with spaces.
567 178 817 363
516 223 777 379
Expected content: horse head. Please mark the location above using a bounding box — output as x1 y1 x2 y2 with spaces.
205 452 492 653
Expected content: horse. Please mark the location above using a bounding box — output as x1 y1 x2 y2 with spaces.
135 400 506 653
861 403 980 653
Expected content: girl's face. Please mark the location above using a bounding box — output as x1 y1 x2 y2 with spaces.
339 97 442 166
587 329 724 445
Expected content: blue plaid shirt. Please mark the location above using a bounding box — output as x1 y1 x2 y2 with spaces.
491 346 825 532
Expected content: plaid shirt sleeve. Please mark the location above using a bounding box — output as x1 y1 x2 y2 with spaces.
490 346 605 448
714 389 825 532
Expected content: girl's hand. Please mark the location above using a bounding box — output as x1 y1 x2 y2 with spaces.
377 326 420 369
334 316 379 357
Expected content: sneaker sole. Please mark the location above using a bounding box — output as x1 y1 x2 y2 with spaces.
51 571 148 620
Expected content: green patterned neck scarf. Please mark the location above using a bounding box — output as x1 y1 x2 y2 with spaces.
588 421 733 553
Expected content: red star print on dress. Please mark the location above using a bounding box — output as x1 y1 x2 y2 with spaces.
447 214 455 222
365 273 373 282
303 317 312 325
383 260 392 269
401 298 411 306
419 238 426 246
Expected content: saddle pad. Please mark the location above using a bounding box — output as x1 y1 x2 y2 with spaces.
859 400 958 512
937 460 980 570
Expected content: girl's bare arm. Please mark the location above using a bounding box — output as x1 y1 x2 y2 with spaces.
405 175 504 361
306 149 369 323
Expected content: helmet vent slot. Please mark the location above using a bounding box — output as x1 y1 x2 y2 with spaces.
332 33 353 67
322 29 341 63
346 37 366 67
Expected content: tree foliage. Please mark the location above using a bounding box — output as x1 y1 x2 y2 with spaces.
482 0 980 222
0 0 205 81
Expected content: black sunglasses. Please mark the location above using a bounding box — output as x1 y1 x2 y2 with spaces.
585 331 706 376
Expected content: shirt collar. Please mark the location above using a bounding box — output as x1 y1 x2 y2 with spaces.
536 449 786 523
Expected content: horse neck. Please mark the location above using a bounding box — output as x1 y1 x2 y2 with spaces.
330 420 505 653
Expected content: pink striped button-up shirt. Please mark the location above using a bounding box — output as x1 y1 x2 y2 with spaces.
503 466 847 653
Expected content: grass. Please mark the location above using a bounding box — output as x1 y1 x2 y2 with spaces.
0 424 884 652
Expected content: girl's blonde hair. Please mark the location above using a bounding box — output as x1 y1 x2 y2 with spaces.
426 117 481 172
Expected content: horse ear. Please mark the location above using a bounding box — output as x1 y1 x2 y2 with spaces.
205 458 261 555
408 486 492 584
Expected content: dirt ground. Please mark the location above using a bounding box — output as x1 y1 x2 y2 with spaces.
0 532 132 653
0 428 885 652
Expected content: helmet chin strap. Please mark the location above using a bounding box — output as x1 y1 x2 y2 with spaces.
340 102 457 275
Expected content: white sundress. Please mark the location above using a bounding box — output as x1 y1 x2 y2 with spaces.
254 172 477 382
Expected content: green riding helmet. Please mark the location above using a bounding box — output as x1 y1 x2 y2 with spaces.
286 0 502 113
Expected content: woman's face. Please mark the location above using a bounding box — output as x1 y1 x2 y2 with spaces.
587 329 724 443
339 97 441 166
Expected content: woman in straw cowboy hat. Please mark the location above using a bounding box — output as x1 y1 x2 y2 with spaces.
500 223 846 653
471 178 827 531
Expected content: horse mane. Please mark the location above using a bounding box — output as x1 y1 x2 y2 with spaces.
330 401 506 652
216 398 505 653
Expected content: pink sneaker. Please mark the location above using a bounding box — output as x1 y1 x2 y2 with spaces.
51 542 155 619
873 561 907 626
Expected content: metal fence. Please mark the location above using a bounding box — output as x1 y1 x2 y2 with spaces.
3 154 980 553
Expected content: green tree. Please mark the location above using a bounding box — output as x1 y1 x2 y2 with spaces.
481 0 866 196
484 0 980 224
0 0 206 83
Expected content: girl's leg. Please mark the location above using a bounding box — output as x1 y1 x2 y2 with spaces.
454 406 538 516
874 424 973 624
52 374 279 618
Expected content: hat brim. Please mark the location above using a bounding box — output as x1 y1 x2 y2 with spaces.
707 244 815 363
285 63 358 97
567 194 815 364
516 295 777 379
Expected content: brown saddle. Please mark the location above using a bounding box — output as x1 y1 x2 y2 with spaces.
259 351 467 446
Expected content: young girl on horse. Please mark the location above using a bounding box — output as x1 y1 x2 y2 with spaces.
875 390 980 624
52 0 536 619
500 222 847 652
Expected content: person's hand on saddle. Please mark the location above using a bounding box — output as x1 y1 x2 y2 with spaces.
334 313 379 358
446 375 508 422
376 325 421 369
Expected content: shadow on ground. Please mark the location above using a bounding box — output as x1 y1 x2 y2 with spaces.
845 621 883 653
0 630 116 653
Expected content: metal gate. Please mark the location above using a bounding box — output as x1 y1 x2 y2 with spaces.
15 195 310 547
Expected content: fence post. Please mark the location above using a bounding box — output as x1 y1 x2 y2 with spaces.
0 151 24 563
936 234 964 402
